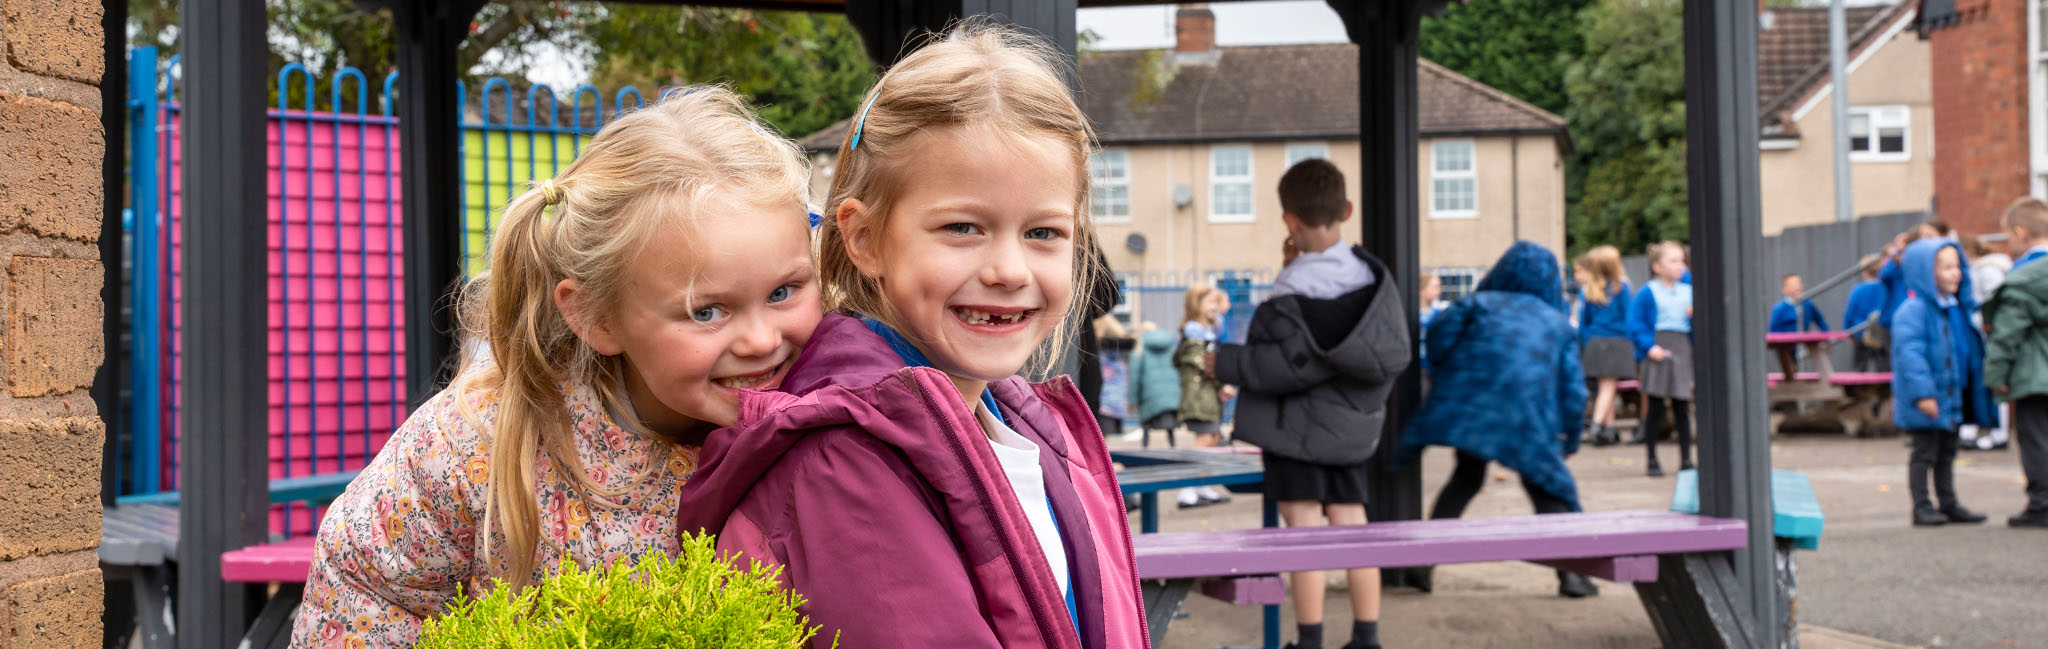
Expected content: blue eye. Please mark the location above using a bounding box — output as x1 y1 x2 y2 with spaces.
768 285 795 303
691 306 728 323
943 223 981 235
1025 227 1061 240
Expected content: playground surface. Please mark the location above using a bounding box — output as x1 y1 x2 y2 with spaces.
1119 432 2044 649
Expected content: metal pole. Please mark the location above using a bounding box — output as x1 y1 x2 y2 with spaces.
127 47 161 497
1685 0 1779 646
177 0 271 644
1830 0 1853 222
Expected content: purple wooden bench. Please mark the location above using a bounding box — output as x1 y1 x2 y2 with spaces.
1133 510 1748 648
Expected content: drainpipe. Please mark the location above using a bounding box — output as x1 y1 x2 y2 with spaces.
1511 137 1521 241
1830 0 1854 222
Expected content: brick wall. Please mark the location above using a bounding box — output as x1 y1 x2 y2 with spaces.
1929 0 2032 235
0 0 106 646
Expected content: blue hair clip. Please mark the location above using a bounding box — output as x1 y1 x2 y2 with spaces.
808 211 822 228
849 93 878 151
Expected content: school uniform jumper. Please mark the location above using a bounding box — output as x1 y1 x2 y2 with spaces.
1628 276 1694 470
1576 281 1635 379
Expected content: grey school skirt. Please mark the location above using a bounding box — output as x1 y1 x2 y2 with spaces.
1582 337 1637 379
1639 331 1694 400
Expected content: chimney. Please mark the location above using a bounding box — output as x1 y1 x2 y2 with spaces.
1174 4 1218 64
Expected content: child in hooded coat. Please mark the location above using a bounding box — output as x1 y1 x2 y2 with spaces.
1891 237 1997 527
1399 241 1594 598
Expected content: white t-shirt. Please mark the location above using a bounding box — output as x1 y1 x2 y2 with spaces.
977 404 1070 595
1272 239 1377 299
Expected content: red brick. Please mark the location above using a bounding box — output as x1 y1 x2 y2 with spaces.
1 0 104 84
0 94 103 242
1929 0 2031 235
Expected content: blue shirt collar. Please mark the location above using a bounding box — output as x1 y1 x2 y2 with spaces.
862 317 1008 426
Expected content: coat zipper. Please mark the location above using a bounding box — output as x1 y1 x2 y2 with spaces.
897 370 1075 649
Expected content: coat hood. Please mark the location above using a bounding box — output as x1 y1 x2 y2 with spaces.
1902 238 1975 311
1140 328 1179 352
1475 240 1565 313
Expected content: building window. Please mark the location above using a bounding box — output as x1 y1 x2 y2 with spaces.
1435 268 1480 301
1430 140 1477 218
1210 145 1254 222
1089 149 1131 222
1285 142 1329 169
1848 106 1910 162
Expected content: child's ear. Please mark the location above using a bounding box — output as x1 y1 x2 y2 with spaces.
556 279 624 356
1340 201 1354 224
837 198 884 279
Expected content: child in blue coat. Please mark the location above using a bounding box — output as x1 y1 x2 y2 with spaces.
1128 326 1184 448
1843 255 1888 372
1401 241 1595 598
1892 238 1996 526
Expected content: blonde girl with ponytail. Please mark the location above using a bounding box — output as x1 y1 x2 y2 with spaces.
291 86 821 647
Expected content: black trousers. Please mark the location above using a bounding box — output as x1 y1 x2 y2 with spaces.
1645 397 1693 469
1908 428 1962 510
1430 451 1573 521
2015 396 2048 514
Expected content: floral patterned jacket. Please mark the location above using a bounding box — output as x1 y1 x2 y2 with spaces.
289 378 695 648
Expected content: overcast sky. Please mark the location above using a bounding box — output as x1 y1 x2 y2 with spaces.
1076 1 1349 51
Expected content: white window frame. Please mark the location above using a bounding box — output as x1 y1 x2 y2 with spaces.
1284 142 1329 169
2032 0 2048 197
1089 149 1132 223
1847 105 1911 163
1208 144 1256 223
1434 267 1481 302
1429 139 1478 219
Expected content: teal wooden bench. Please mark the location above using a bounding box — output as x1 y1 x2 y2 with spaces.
1665 469 1824 645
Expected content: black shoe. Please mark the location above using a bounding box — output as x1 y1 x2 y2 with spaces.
1913 507 1948 526
1942 505 1988 524
1588 425 1613 447
1339 640 1383 649
1413 566 1434 594
1680 461 1695 472
1646 461 1665 478
2008 511 2048 528
1558 572 1600 598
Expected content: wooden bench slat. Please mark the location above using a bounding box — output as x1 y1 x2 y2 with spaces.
1531 555 1660 583
1111 448 1260 467
1133 511 1746 580
114 469 362 507
1116 463 1263 494
1200 576 1287 606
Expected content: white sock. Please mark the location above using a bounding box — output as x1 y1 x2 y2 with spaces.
1202 485 1225 500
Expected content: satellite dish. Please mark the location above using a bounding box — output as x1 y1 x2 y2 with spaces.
1172 184 1194 209
1126 233 1148 254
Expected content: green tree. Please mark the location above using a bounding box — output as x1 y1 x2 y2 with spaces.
583 7 872 138
1419 0 1592 116
1562 0 1688 255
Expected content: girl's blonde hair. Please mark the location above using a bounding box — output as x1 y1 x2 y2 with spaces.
1575 245 1627 306
1181 286 1224 334
815 22 1104 375
449 86 810 591
1648 240 1687 280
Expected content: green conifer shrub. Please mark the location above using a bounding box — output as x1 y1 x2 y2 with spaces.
417 533 837 648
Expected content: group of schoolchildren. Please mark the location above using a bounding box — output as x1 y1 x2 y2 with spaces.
1823 204 2048 529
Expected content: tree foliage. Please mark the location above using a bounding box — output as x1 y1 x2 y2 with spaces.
1419 0 1592 116
583 7 873 139
125 1 873 137
1562 0 1689 255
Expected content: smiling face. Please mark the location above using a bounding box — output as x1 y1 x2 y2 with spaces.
842 127 1079 399
561 196 821 438
1652 248 1687 282
1781 275 1803 300
1934 246 1962 298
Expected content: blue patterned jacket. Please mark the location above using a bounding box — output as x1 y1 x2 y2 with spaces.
1399 241 1588 509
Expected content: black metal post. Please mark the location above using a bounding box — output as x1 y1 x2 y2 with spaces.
845 0 1077 68
1684 0 1778 646
176 0 270 645
388 0 486 410
1333 0 1427 588
96 0 128 507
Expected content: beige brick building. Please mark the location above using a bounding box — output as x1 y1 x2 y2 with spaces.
0 0 109 645
800 8 1570 303
1756 3 1934 235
